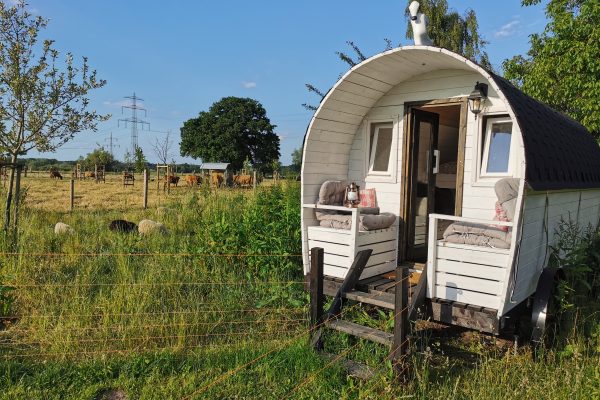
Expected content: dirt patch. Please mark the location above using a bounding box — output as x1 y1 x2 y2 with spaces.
96 389 127 400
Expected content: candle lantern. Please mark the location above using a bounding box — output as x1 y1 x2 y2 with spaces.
344 182 361 208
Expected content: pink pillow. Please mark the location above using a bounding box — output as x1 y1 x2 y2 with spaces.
359 188 377 208
492 201 509 232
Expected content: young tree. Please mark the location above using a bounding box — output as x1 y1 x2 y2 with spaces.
0 1 107 229
133 146 147 173
303 1 490 110
152 131 174 165
503 0 599 140
180 97 280 172
290 147 302 172
84 147 115 171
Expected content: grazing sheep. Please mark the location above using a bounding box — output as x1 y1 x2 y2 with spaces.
138 219 168 235
54 222 74 235
109 219 137 233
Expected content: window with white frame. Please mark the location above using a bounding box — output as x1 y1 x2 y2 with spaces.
368 122 394 175
480 116 513 177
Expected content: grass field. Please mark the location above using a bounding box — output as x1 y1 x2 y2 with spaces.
0 177 599 399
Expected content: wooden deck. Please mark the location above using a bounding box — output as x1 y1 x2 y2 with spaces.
322 263 500 335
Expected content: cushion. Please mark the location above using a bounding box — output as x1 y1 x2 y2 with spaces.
318 212 396 231
494 178 520 220
359 188 377 208
317 180 347 206
443 222 512 249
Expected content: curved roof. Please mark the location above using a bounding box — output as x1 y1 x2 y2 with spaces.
304 46 600 191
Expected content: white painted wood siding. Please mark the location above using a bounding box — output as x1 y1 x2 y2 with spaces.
500 189 600 314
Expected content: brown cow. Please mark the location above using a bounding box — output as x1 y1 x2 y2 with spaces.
233 174 253 187
164 175 180 187
211 172 224 187
185 175 201 187
50 170 63 180
84 171 95 179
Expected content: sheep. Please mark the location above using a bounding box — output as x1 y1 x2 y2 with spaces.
54 222 74 235
138 219 168 235
109 219 137 233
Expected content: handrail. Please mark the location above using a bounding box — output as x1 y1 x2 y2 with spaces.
302 203 359 213
429 213 513 227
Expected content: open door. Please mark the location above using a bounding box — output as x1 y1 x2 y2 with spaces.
406 109 439 262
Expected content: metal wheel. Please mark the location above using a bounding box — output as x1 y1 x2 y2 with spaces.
530 267 564 348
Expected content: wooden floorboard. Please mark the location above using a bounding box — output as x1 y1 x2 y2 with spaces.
327 320 393 346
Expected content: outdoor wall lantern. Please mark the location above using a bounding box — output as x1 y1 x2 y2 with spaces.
467 81 488 119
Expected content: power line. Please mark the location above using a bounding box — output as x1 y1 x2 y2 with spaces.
118 92 150 153
104 132 120 158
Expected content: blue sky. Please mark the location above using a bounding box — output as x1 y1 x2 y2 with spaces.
23 0 548 165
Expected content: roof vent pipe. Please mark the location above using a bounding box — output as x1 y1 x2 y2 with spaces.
409 1 433 46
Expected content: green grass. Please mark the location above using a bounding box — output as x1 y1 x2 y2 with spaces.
0 181 599 399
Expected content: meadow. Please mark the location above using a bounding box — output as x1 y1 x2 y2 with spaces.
0 176 598 399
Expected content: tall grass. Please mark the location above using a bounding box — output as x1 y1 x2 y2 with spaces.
0 182 306 358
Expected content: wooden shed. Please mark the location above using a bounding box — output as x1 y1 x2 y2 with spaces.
301 45 600 329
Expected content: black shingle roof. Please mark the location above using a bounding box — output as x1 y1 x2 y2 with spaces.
489 73 600 191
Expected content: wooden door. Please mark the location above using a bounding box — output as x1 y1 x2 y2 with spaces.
406 109 439 262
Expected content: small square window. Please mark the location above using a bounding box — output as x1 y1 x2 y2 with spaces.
369 123 393 174
481 117 512 176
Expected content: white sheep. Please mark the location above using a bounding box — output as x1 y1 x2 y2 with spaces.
54 222 74 235
138 219 168 235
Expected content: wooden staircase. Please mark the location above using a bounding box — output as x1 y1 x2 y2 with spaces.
309 248 425 378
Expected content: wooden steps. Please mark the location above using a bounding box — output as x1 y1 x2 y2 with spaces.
326 319 393 346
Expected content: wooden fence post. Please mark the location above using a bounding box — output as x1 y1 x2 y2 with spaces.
253 171 257 190
391 265 409 381
309 247 324 349
94 164 98 183
143 168 148 209
70 179 75 211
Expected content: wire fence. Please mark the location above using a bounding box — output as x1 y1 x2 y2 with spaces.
1 250 411 399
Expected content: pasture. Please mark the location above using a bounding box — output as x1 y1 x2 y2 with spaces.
0 177 598 399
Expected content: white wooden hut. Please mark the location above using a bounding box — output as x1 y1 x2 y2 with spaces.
301 45 600 323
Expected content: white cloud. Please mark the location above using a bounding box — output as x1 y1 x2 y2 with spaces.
277 132 289 141
242 81 257 89
494 19 520 38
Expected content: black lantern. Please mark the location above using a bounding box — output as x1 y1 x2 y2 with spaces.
467 81 488 119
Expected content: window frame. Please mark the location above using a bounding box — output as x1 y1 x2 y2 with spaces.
364 117 398 183
475 114 515 182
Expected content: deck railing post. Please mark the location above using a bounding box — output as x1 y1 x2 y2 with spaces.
391 265 409 381
309 247 324 349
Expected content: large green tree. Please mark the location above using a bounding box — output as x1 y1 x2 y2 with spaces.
503 0 599 139
180 97 280 172
0 1 107 229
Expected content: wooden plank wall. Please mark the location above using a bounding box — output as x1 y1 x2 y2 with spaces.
501 189 600 314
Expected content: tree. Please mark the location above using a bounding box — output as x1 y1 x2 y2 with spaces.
84 147 115 171
303 1 490 110
503 0 600 139
152 131 174 165
133 146 147 173
290 147 302 172
403 0 490 68
180 97 280 172
0 1 107 229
